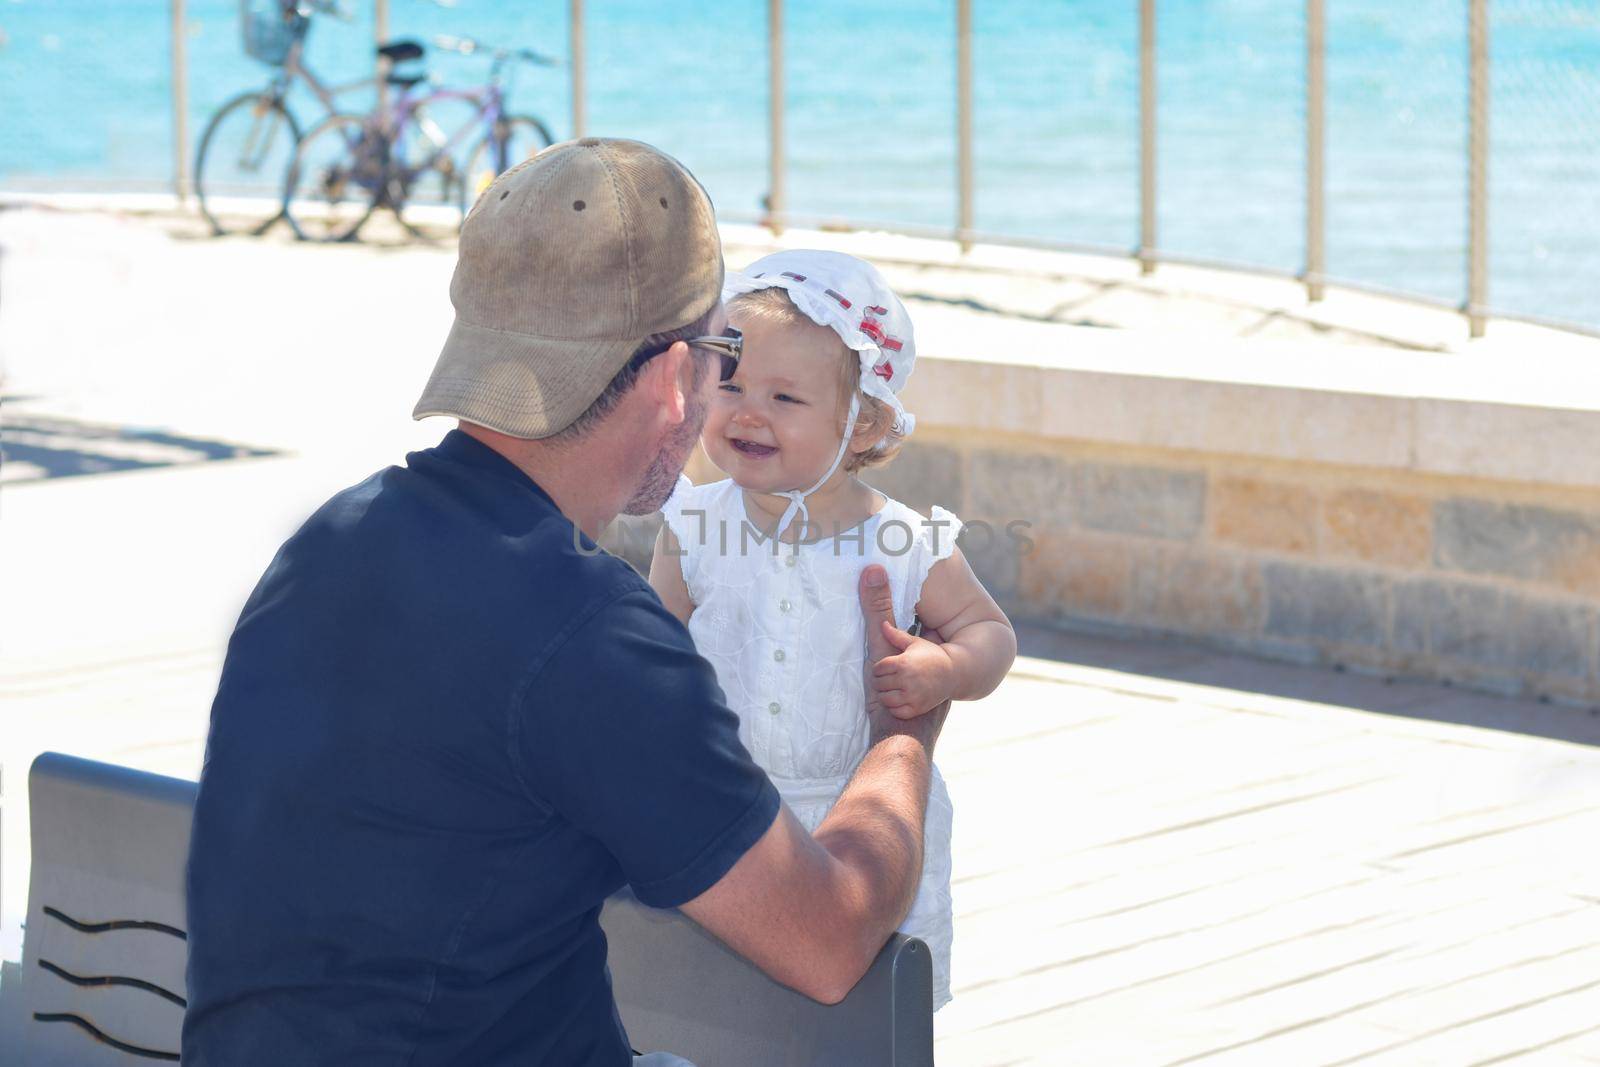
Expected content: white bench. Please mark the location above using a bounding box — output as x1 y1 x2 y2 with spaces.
0 752 934 1065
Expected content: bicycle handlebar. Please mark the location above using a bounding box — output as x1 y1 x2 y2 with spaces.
433 34 559 68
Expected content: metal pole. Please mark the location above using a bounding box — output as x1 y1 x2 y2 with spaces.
1468 0 1489 337
1305 0 1325 302
768 0 785 235
956 0 974 252
172 0 190 202
1138 0 1156 274
570 0 586 138
375 0 389 111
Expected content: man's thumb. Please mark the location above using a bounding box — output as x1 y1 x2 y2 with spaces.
880 619 917 652
859 564 897 664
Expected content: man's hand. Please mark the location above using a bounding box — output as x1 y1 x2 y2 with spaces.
859 564 951 753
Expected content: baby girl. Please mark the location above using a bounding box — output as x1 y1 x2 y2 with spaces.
648 250 1016 1008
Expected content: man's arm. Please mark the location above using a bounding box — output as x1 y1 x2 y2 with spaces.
680 564 946 1004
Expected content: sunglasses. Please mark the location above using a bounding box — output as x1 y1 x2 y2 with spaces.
635 327 743 382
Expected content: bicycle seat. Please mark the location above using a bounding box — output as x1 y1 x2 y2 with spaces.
377 39 425 63
386 73 428 89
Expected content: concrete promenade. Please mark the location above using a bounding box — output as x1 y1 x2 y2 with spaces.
3 205 1600 1065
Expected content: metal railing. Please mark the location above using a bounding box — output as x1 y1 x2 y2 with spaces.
142 1 1591 341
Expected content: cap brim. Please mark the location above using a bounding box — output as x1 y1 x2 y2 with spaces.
413 317 638 439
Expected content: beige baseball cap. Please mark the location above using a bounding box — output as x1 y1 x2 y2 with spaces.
413 138 724 438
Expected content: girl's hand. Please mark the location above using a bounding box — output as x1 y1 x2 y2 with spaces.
871 620 958 719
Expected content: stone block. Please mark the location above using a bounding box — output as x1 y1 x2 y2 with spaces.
1211 477 1317 554
1434 498 1600 596
956 517 1023 600
1416 397 1600 489
968 448 1074 531
1127 544 1264 634
1072 462 1206 541
864 440 966 516
1017 531 1131 620
1322 488 1431 568
1391 580 1433 658
1262 563 1389 649
1393 579 1594 683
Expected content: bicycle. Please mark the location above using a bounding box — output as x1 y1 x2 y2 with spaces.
282 34 557 243
193 0 412 236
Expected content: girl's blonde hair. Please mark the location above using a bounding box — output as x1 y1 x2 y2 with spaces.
726 287 904 472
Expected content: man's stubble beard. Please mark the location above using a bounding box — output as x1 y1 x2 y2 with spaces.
621 378 710 517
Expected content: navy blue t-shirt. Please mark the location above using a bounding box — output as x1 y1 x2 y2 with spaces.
184 430 780 1066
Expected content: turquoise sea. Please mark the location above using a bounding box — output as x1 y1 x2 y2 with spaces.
1 0 1597 330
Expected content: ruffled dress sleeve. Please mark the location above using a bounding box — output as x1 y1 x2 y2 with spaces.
903 505 964 630
659 475 714 604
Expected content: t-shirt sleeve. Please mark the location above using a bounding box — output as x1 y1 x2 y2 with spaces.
514 586 780 908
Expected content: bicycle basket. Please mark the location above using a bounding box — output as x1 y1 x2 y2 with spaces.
241 0 307 67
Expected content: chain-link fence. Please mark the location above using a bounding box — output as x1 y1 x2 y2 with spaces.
1 1 1595 335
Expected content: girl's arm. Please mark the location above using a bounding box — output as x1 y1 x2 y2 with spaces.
648 523 696 625
870 545 1016 714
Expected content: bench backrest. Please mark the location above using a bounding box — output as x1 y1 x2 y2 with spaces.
603 890 933 1066
10 752 194 1064
0 753 933 1066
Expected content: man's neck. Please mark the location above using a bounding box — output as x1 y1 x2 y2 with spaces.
458 422 631 541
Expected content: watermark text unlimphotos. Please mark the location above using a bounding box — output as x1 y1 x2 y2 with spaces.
576 512 1034 559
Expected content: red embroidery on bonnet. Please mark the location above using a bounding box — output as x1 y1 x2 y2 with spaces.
873 361 894 382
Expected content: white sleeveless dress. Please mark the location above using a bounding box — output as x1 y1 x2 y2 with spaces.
661 476 958 1009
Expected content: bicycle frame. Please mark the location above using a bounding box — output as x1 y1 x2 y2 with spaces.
278 34 378 117
388 83 507 180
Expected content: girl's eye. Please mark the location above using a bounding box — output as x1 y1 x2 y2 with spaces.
718 383 742 394
776 394 804 404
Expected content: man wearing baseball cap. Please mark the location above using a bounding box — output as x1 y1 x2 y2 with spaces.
183 139 948 1065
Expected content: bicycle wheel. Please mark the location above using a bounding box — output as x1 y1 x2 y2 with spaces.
463 116 554 211
284 113 383 242
194 91 301 236
392 107 467 238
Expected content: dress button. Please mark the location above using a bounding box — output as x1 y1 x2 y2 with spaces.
774 649 786 662
779 599 792 613
768 701 781 715
785 556 797 568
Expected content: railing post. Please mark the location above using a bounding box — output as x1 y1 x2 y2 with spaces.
1305 0 1325 302
767 0 785 235
172 0 190 203
375 0 390 110
1468 0 1489 337
956 0 974 252
1138 0 1157 274
570 0 586 138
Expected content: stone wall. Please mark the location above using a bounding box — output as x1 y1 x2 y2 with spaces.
864 429 1600 706
602 322 1600 710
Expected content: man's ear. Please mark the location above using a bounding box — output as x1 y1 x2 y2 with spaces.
645 341 692 425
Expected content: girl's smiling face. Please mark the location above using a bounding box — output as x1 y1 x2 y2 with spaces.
703 311 852 495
